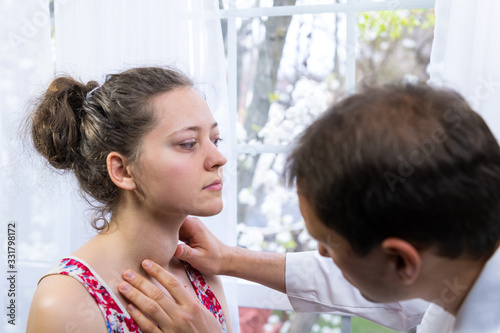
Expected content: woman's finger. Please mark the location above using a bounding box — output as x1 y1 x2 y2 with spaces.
118 278 173 327
125 303 162 333
122 268 175 309
122 261 222 333
141 259 196 305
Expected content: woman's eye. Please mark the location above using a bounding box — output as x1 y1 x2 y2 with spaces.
212 137 223 147
180 141 197 149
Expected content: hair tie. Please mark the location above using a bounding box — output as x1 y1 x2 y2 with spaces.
86 86 100 101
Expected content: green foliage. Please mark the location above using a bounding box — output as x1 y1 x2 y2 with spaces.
268 92 280 103
352 316 403 333
251 123 261 133
275 234 297 250
357 9 435 41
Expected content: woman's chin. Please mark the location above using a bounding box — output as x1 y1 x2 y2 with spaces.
194 202 224 217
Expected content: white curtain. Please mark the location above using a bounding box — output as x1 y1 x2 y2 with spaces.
1 1 237 331
429 0 500 139
1 1 65 332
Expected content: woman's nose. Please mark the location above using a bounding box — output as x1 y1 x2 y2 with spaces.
204 141 227 170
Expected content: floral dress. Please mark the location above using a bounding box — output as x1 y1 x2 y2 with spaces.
41 256 227 333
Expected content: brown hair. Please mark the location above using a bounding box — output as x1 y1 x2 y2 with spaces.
30 67 193 230
285 83 500 259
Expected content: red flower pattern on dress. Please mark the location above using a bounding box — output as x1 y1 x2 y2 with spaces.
57 258 140 332
46 257 227 333
182 261 227 332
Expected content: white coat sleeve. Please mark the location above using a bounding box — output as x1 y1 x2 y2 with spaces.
285 251 429 331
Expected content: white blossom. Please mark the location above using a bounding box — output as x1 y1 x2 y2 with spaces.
238 187 256 206
238 228 264 251
276 231 292 244
262 170 279 188
402 37 417 48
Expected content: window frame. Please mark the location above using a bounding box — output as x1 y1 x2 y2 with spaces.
220 0 436 331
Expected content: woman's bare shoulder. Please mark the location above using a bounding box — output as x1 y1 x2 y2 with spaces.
26 274 107 333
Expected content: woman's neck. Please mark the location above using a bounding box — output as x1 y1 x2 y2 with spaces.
70 205 193 309
111 207 185 263
74 205 187 277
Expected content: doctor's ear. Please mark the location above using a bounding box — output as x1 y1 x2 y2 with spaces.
107 152 136 191
381 238 422 285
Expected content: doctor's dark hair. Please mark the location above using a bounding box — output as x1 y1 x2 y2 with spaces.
29 67 193 230
285 83 500 259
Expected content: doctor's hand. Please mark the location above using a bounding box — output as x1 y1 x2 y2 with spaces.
118 259 220 333
175 216 286 293
174 216 232 276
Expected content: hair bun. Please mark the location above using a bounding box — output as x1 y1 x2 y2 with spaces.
30 76 95 170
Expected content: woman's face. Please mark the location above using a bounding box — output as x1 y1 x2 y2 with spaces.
132 86 227 218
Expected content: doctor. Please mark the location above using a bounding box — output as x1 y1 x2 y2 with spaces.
118 83 500 333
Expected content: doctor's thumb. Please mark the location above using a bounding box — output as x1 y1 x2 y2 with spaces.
174 243 193 261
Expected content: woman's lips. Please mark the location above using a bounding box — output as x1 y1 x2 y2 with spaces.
203 179 222 191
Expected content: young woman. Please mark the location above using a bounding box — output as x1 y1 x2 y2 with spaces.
26 67 232 333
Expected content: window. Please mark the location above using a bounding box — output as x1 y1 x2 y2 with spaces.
219 1 435 332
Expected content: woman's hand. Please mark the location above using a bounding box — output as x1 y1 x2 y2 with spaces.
118 259 221 333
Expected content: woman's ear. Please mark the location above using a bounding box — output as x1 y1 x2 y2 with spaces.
381 238 422 285
107 152 136 191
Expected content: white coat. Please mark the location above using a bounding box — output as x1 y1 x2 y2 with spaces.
285 247 500 332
